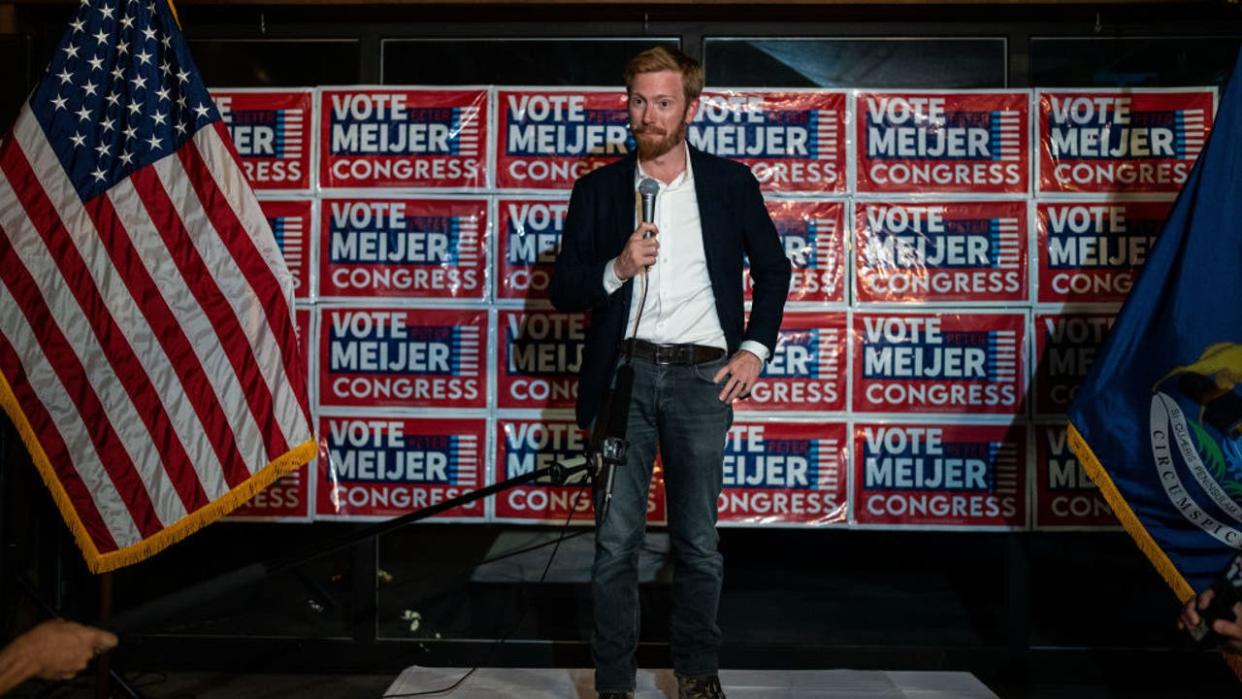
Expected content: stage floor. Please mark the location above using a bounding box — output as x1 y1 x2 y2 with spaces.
384 667 1000 698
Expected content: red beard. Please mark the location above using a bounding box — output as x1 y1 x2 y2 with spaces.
634 121 686 160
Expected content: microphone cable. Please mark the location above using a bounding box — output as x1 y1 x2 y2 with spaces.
377 481 591 698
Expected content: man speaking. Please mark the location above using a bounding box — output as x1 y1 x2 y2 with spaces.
550 47 791 699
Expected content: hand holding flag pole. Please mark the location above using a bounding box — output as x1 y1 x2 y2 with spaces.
1067 50 1242 670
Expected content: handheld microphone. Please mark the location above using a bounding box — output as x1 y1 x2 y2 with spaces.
638 177 659 233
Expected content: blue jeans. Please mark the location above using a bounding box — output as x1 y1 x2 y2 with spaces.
592 355 733 692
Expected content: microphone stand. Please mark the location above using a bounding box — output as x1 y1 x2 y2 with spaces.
108 454 601 634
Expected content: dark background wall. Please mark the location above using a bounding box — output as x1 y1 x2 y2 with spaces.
3 2 1242 696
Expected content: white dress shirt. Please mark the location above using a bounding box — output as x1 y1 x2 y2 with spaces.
602 144 770 363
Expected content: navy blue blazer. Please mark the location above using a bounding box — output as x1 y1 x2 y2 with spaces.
550 144 792 428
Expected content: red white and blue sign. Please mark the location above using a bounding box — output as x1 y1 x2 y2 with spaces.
318 197 488 300
213 89 314 191
1034 312 1116 416
319 88 488 190
754 199 846 304
736 311 847 413
690 90 847 194
855 91 1030 194
718 421 848 526
316 415 486 520
853 422 1027 528
1034 424 1114 529
493 418 669 523
231 463 311 520
852 312 1026 415
1036 200 1173 304
1037 89 1215 194
495 89 631 190
318 307 486 409
259 198 313 300
498 310 585 410
854 200 1027 304
496 197 568 301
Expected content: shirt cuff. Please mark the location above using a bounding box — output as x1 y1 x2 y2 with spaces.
602 257 625 295
739 340 770 366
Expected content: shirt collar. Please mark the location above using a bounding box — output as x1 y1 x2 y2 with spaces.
635 140 694 191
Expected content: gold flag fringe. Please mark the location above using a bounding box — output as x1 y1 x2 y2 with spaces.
1067 422 1192 601
0 368 316 574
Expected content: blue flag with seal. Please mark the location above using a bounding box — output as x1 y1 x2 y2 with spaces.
1067 56 1242 608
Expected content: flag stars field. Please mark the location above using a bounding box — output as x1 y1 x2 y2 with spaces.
32 0 224 194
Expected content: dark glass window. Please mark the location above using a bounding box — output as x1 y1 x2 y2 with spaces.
188 39 361 87
1031 37 1242 88
705 38 1007 88
382 39 677 85
377 526 597 642
0 35 31 129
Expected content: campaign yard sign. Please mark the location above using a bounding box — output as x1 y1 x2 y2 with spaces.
855 91 1030 194
718 421 848 525
1037 89 1215 195
493 418 670 523
1035 200 1173 304
318 198 488 300
853 422 1027 528
495 197 568 301
318 307 486 409
319 88 488 190
495 89 631 190
1033 312 1116 416
736 311 847 413
213 89 314 191
497 310 585 411
1035 424 1114 529
316 415 485 520
755 199 846 305
854 200 1027 304
852 312 1027 415
259 198 313 301
690 90 847 194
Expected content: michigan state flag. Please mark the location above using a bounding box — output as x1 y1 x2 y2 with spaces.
1068 55 1242 603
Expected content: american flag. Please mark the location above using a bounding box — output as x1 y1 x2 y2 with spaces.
0 0 315 573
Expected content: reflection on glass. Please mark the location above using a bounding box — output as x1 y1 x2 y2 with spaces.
377 525 598 642
705 38 1006 89
0 36 30 129
1031 37 1242 88
190 39 360 87
109 523 357 638
382 39 677 85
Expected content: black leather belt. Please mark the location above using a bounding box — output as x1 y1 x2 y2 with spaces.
619 339 726 366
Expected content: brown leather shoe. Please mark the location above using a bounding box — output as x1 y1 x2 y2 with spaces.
676 673 727 699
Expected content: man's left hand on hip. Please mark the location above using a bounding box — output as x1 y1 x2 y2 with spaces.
713 350 763 403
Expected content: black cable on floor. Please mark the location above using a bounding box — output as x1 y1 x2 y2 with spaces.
376 484 590 699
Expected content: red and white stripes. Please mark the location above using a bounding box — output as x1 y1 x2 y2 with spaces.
0 105 313 567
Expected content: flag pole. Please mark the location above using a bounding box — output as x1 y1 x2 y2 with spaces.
164 0 181 28
95 572 113 699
